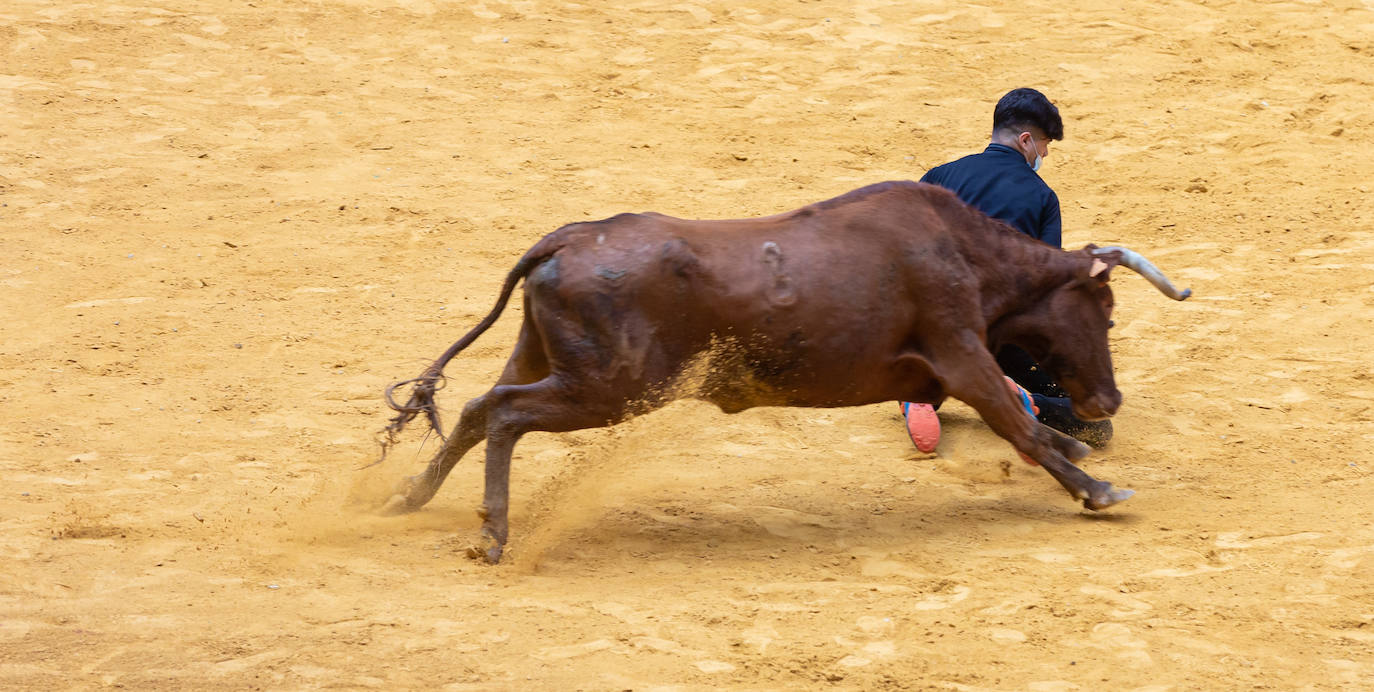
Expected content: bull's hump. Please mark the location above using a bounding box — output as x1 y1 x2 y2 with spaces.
572 211 660 230
706 180 924 225
569 181 927 231
809 180 922 212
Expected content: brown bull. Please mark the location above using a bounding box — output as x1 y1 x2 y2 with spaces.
378 181 1191 563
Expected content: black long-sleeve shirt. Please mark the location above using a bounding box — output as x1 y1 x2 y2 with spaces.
919 143 1062 248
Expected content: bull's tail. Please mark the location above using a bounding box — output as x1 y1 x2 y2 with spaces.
373 234 564 463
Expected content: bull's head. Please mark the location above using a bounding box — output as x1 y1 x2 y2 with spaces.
994 245 1191 422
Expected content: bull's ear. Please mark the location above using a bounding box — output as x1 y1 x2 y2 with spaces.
1079 247 1121 285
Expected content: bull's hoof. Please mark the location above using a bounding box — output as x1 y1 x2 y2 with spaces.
477 530 504 564
1082 486 1135 511
378 477 435 516
378 493 416 516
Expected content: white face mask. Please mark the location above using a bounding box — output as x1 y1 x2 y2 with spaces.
1022 132 1043 172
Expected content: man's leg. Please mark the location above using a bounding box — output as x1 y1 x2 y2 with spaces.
995 345 1113 448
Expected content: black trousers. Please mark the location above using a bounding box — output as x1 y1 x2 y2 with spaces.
995 345 1113 448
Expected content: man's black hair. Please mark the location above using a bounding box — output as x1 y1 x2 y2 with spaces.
993 88 1063 141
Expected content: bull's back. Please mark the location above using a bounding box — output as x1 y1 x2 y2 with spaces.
522 183 974 405
654 181 968 330
541 183 952 321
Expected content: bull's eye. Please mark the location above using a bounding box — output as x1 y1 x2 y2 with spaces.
1107 320 1116 329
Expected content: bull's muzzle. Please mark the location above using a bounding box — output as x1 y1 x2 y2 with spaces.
1073 390 1122 421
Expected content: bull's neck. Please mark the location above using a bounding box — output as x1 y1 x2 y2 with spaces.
972 237 1076 326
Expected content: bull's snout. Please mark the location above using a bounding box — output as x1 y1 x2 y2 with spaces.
1073 389 1122 421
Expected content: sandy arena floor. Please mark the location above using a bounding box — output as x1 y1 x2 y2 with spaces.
3 0 1373 688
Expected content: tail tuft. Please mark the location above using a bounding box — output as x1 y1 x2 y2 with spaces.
369 369 447 468
384 368 448 439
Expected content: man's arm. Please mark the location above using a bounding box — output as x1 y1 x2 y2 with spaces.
1041 190 1063 249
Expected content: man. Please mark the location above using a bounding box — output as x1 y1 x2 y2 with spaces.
900 87 1113 454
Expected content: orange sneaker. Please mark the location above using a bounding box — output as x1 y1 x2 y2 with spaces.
900 401 941 453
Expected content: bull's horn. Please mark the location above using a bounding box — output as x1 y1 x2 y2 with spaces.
1092 246 1192 301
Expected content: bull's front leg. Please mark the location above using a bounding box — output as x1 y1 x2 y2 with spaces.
1027 424 1134 510
946 358 1133 511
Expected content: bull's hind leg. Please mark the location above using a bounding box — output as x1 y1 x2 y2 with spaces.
380 394 491 515
476 374 634 564
382 313 551 515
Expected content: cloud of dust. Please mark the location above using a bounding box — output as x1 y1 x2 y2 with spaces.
243 441 477 554
506 399 728 573
506 339 767 570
